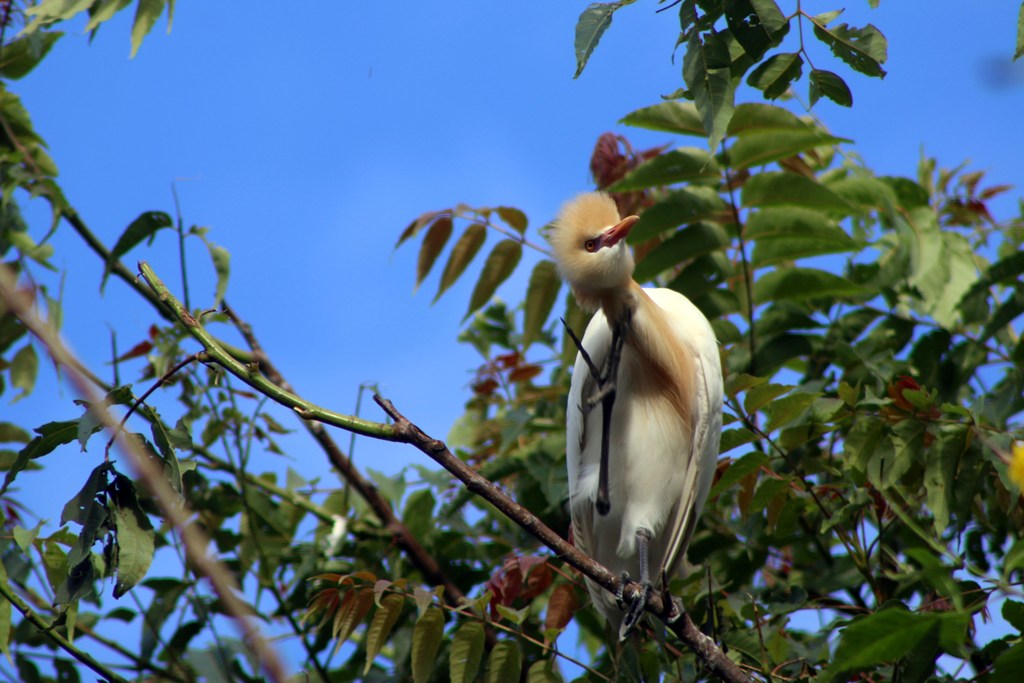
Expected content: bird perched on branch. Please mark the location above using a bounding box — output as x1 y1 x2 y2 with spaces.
549 191 723 639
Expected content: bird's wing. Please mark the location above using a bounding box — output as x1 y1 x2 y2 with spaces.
646 290 724 581
565 311 612 561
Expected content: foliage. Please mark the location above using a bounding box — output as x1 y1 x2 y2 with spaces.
1 1 1024 683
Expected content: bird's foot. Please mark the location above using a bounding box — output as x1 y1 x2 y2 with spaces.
618 576 652 641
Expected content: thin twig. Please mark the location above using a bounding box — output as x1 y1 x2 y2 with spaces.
144 261 750 682
0 268 290 683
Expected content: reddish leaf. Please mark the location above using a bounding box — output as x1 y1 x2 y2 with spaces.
544 583 579 636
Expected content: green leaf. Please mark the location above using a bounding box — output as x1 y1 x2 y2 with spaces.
765 392 819 431
207 244 230 308
809 69 853 108
708 452 769 498
415 215 453 291
620 101 706 136
683 30 737 150
719 427 758 454
747 206 859 266
746 52 803 99
962 251 1024 301
84 0 134 32
1017 2 1024 60
9 343 38 402
449 622 486 683
464 240 522 320
364 593 404 674
1003 600 1024 632
485 640 522 683
0 32 63 80
609 147 719 192
574 2 636 78
754 267 865 303
402 489 436 545
823 609 969 682
729 128 849 170
434 223 487 302
811 21 888 78
2 420 79 494
411 607 445 683
496 207 527 234
744 382 793 414
130 0 166 58
523 260 560 348
990 643 1024 683
633 222 730 282
526 660 563 683
725 0 788 62
109 472 155 598
630 186 725 243
741 172 852 212
103 211 173 290
905 212 978 328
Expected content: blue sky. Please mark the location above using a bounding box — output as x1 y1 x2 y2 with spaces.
5 0 1024 673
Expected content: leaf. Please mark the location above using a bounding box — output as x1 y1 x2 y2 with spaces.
609 147 719 192
411 607 445 683
961 251 1024 301
103 211 173 290
809 69 853 107
747 207 859 265
823 609 969 682
754 268 865 303
464 240 522 320
724 0 788 62
744 383 793 414
523 260 560 348
683 30 737 151
729 129 849 171
415 215 453 291
485 640 522 683
207 244 230 307
449 622 486 683
633 222 730 282
620 101 706 136
434 223 487 302
109 472 155 598
630 186 726 243
0 32 63 80
496 206 527 234
709 452 769 498
926 430 963 534
396 210 445 250
741 172 852 212
990 643 1024 683
363 593 405 675
811 21 888 78
332 587 375 655
574 2 635 78
905 212 978 328
527 660 564 683
9 343 38 401
765 392 819 431
746 52 803 99
1017 2 1024 60
2 420 79 494
130 0 165 58
544 583 578 634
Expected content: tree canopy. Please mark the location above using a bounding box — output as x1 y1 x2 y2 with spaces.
2 2 1024 682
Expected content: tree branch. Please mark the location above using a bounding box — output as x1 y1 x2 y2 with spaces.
0 267 290 683
138 261 750 682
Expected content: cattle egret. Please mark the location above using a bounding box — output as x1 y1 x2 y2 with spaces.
549 192 723 639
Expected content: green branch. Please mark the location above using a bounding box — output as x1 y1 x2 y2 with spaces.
137 260 397 441
0 579 130 683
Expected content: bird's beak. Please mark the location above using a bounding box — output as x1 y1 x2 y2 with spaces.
600 215 639 249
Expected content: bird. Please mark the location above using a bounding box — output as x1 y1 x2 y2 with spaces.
548 191 723 639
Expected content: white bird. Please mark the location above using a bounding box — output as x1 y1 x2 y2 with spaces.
549 192 723 639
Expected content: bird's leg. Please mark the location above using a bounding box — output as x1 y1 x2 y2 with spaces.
618 527 653 641
594 318 628 514
559 318 602 381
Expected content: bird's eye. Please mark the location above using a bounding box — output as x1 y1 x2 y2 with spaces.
584 239 598 252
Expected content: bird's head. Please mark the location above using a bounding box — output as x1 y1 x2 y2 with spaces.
548 192 638 311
